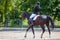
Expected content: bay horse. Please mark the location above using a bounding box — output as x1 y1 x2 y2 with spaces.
22 11 54 38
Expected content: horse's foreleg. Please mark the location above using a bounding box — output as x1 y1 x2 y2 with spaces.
24 26 31 38
31 26 35 38
41 26 45 38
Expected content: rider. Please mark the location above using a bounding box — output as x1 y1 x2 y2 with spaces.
29 1 40 25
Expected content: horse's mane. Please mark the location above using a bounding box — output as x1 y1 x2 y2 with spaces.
23 11 31 16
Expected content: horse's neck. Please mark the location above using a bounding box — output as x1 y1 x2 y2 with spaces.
25 11 31 20
26 13 30 20
26 15 30 20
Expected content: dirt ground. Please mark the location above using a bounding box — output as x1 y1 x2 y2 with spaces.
0 30 60 40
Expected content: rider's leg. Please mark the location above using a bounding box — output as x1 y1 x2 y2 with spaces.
33 15 40 21
29 14 36 25
30 13 36 19
30 15 40 25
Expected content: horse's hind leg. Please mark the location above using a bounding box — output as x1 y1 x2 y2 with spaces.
41 26 45 38
24 26 31 38
31 26 35 38
46 23 51 38
47 26 51 38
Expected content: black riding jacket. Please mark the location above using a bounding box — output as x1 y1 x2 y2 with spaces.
33 5 40 15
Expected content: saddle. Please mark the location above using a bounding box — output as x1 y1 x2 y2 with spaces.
29 15 47 24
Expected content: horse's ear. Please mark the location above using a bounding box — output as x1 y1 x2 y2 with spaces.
22 11 26 14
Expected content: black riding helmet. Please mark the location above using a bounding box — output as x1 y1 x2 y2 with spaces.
36 1 40 5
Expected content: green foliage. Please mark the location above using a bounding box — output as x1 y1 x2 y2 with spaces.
0 0 60 27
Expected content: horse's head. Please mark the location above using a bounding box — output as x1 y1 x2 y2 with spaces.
22 11 30 20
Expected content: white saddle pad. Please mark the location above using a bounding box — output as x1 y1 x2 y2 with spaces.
33 15 40 20
41 15 47 19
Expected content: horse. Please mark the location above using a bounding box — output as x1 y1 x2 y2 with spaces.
22 11 54 38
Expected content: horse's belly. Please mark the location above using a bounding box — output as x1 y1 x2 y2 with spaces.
34 20 40 25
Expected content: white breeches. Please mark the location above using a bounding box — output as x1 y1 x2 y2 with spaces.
30 14 36 19
33 15 40 20
30 13 40 21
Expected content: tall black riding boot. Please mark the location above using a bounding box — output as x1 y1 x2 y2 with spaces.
32 21 34 25
30 20 35 26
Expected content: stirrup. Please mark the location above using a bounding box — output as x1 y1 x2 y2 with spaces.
33 20 35 22
30 24 33 26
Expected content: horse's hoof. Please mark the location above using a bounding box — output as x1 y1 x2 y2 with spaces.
33 36 35 38
41 36 42 38
24 35 26 38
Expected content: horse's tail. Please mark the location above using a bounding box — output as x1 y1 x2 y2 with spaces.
48 16 55 30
